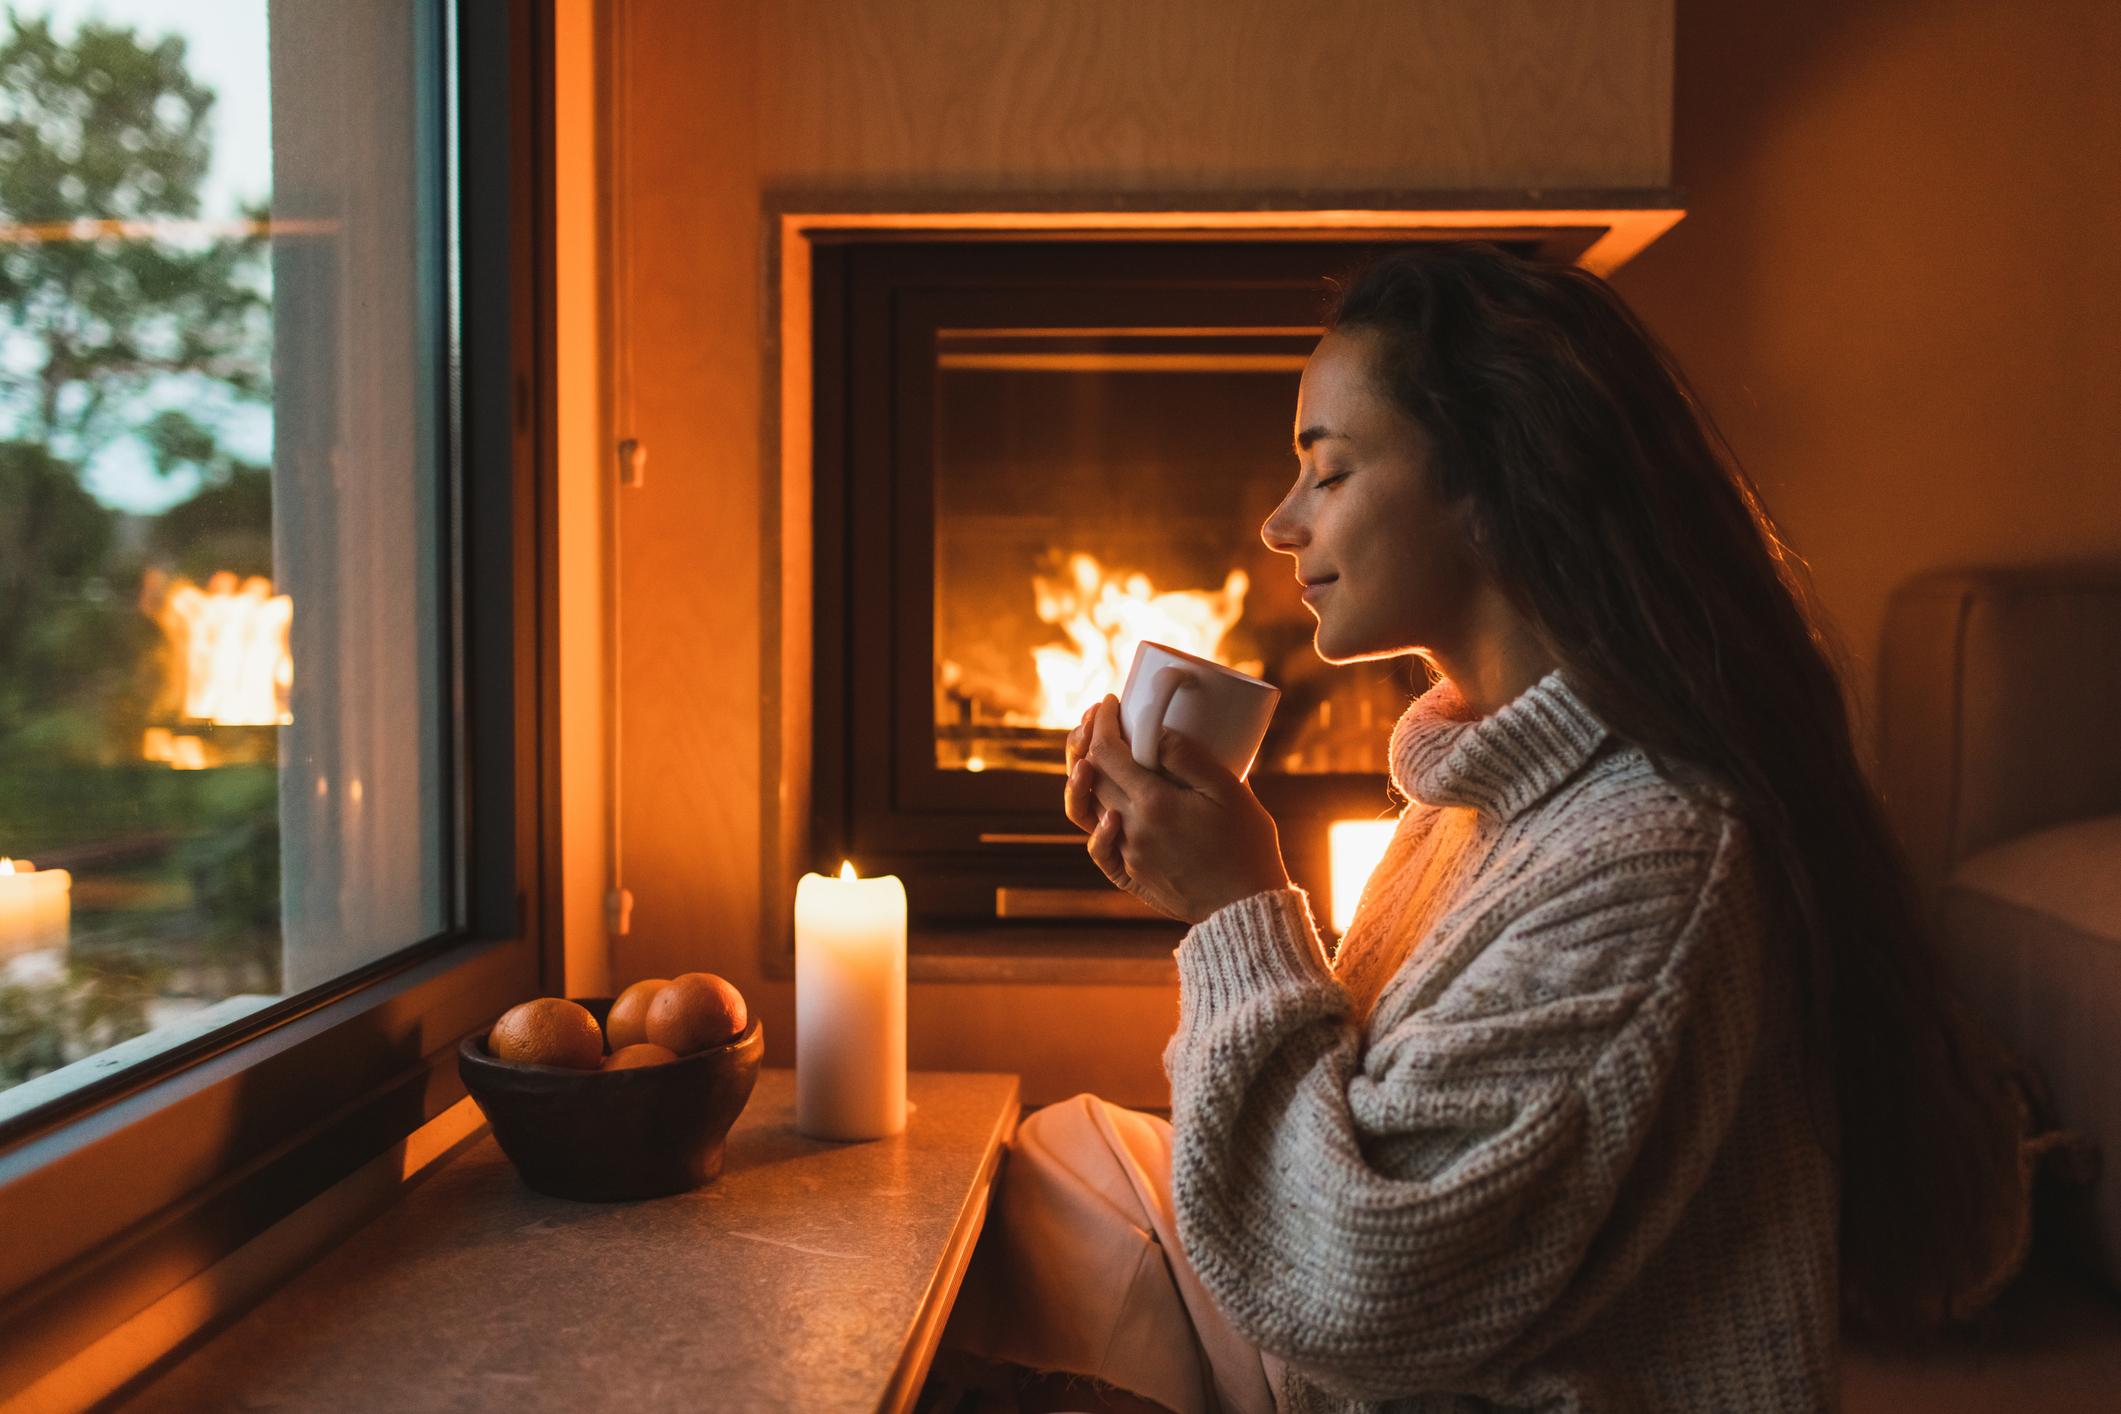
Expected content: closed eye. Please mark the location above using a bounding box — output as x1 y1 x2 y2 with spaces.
1314 472 1350 489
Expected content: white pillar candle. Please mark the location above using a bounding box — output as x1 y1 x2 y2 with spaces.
0 858 71 959
795 861 907 1139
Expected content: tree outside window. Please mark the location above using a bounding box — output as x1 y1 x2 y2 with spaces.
0 7 277 1092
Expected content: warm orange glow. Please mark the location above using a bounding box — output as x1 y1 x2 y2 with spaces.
838 860 857 881
778 206 1685 282
1329 819 1397 934
145 571 293 728
1029 552 1257 728
0 216 339 244
141 728 210 771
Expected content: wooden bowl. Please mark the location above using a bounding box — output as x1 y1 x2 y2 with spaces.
458 997 764 1201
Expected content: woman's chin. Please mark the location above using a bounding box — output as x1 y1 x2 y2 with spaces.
1311 624 1364 666
1312 622 1406 667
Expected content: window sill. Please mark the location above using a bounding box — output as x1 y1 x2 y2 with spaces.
0 993 278 1130
0 933 537 1408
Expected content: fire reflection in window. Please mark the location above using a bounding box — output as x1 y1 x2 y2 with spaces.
138 569 291 771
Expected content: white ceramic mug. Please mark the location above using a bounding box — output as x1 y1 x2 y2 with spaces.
1117 641 1281 780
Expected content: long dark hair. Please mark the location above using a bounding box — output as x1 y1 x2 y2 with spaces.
1327 243 2024 1338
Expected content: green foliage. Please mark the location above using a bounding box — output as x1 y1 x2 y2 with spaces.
0 12 269 458
0 10 274 766
176 760 280 957
146 463 272 580
0 11 283 1094
0 759 282 1088
0 950 167 1086
0 437 139 764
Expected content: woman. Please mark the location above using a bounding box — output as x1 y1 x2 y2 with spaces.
938 244 2028 1414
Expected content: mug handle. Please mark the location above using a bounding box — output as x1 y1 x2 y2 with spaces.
1133 665 1194 769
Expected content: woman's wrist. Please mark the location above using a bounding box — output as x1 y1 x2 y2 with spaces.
1192 868 1294 924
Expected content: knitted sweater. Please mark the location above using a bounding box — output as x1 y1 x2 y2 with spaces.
1163 669 1838 1412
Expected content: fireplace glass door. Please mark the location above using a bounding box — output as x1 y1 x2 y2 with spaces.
931 326 1415 780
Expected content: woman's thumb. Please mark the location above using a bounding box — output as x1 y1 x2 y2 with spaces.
1159 728 1238 798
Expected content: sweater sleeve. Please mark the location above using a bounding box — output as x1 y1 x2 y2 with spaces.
1162 814 1766 1402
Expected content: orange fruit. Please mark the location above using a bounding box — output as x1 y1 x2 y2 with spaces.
645 971 748 1055
603 1042 679 1070
487 997 604 1070
606 977 669 1051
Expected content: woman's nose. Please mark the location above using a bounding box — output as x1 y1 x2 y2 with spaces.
1260 498 1307 555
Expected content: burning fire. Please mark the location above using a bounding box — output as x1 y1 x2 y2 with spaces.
1029 552 1257 727
143 570 294 728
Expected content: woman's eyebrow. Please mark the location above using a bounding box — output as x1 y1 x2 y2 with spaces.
1294 425 1345 452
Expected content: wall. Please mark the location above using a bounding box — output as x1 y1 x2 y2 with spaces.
755 0 1671 192
1614 0 2121 755
556 0 611 999
610 0 1673 1106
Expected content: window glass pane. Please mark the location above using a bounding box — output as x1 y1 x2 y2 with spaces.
0 0 449 1120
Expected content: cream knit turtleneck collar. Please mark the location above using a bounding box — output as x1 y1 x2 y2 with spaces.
1388 667 1612 820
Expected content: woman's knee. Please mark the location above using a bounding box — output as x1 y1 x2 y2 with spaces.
1018 1091 1105 1142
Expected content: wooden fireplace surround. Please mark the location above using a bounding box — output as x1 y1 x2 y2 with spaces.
758 193 1683 980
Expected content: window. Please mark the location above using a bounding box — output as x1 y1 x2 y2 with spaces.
0 0 449 1118
0 1 549 1393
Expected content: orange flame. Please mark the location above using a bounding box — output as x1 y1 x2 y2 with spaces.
145 571 293 727
1029 553 1255 727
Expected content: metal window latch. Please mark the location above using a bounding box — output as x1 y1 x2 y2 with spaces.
617 437 647 488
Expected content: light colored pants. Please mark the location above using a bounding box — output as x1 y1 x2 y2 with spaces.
941 1093 1285 1414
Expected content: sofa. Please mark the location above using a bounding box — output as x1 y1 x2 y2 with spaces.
1841 565 2121 1410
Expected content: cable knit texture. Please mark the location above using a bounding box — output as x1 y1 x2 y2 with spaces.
1163 669 1838 1412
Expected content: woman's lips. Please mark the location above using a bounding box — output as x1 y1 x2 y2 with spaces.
1301 577 1337 605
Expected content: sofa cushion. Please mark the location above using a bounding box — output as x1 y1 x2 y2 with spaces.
1879 569 2121 909
1939 814 2121 1291
1952 815 2121 941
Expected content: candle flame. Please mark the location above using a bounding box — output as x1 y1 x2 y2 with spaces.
0 858 15 875
838 860 857 881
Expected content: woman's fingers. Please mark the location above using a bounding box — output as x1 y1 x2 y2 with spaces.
1063 703 1094 776
1063 703 1112 833
1087 808 1128 887
1076 699 1139 814
1155 728 1243 804
1084 695 1157 797
1063 757 1101 834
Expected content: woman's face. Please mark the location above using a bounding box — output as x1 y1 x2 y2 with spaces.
1261 328 1489 665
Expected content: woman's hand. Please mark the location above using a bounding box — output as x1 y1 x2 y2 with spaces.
1062 695 1291 924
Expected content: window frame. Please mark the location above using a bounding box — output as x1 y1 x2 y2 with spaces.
0 0 560 1389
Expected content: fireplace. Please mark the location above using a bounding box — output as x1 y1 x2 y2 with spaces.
801 228 1613 938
